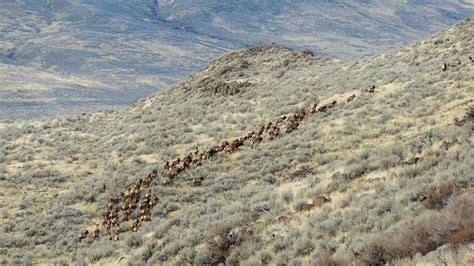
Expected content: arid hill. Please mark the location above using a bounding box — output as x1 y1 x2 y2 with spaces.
0 18 473 265
2 1 473 119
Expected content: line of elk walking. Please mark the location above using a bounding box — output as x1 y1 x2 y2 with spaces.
79 89 371 243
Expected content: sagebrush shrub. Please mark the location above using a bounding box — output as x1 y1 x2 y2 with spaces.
422 181 459 209
448 218 474 249
363 191 474 264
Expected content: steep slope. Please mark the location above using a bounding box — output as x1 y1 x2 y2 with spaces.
0 18 473 264
1 1 473 119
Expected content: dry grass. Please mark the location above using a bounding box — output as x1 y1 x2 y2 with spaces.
313 252 346 266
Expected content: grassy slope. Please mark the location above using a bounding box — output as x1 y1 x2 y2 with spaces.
0 18 473 264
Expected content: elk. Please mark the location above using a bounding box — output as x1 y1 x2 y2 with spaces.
275 115 287 125
162 177 173 186
161 161 170 175
439 140 461 151
218 140 230 152
192 178 203 187
167 166 179 178
91 225 100 241
78 229 89 242
347 94 356 102
251 133 263 147
367 85 375 94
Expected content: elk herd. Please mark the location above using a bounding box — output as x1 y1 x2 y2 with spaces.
442 55 473 72
79 171 159 242
79 87 375 243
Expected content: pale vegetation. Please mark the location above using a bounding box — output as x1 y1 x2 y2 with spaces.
0 18 473 265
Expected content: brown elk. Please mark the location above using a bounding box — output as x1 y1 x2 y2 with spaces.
140 213 151 222
167 166 179 178
129 181 141 196
218 140 230 152
122 212 130 222
285 121 299 133
79 229 89 242
192 153 202 165
368 85 375 94
91 225 100 241
268 126 280 140
162 177 173 186
439 140 461 151
171 158 181 168
192 178 203 187
149 196 159 207
115 224 122 236
205 147 218 159
265 122 273 131
402 156 420 165
293 111 305 121
316 105 327 113
224 140 239 153
161 161 170 175
139 200 149 211
251 133 263 147
183 154 193 167
245 131 255 140
143 170 157 186
346 94 356 102
317 100 337 112
130 219 140 232
275 115 287 125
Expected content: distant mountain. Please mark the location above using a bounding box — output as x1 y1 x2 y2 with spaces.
1 0 473 119
155 0 474 56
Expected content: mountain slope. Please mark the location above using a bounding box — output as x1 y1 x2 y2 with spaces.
1 1 473 119
0 0 238 119
0 17 473 264
155 0 474 56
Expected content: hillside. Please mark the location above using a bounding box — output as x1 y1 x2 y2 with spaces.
1 1 473 119
0 17 473 265
155 0 474 56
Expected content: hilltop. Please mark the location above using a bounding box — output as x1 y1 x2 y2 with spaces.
0 17 473 265
1 1 473 119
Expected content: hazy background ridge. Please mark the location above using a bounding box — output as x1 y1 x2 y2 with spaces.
1 0 473 119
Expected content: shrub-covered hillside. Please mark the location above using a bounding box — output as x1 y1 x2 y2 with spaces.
0 17 473 265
